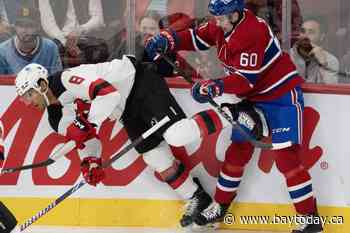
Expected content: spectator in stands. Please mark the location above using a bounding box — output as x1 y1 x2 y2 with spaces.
109 10 174 76
109 11 196 78
107 0 195 56
0 6 62 75
38 0 106 66
290 16 339 84
109 11 162 62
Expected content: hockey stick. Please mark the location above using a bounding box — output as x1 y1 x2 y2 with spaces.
158 53 194 84
0 141 76 175
11 116 170 233
158 53 273 149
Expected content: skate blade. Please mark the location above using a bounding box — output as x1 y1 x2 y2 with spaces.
191 222 220 232
180 224 194 233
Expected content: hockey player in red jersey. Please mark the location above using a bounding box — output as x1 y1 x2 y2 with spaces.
14 58 216 228
145 0 323 232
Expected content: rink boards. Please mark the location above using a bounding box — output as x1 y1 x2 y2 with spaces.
0 84 349 233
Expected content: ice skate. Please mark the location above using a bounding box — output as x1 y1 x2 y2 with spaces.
291 214 324 233
180 178 212 228
192 201 229 231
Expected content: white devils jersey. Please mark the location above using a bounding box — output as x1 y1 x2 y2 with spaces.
49 56 136 135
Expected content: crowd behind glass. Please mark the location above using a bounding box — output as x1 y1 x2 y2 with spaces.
0 0 349 84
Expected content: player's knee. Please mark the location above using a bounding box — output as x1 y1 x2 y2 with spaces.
163 118 201 146
142 142 175 172
163 109 223 147
225 142 254 167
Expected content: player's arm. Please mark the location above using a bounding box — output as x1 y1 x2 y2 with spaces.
60 71 120 149
145 20 217 60
61 72 116 186
86 79 121 126
61 71 121 127
176 20 218 51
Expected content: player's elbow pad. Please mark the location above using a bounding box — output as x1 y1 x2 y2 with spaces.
89 91 122 126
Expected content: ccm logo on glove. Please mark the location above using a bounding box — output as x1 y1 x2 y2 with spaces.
66 117 97 149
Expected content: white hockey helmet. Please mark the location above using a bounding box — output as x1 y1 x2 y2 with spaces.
15 63 48 96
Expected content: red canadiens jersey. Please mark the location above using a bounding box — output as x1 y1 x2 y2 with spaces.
177 9 303 101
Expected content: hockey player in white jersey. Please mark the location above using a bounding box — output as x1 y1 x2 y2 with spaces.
0 121 18 233
14 56 226 228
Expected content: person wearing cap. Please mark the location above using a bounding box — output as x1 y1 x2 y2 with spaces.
0 6 62 75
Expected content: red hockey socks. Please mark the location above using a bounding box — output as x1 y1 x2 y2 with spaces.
214 142 253 204
275 146 316 215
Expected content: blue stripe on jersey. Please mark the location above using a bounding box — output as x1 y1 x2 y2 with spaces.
262 38 281 68
218 176 241 189
190 29 210 51
289 184 313 199
239 71 259 85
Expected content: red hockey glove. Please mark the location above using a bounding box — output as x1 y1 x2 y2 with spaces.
66 117 97 149
74 99 91 118
80 156 105 186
